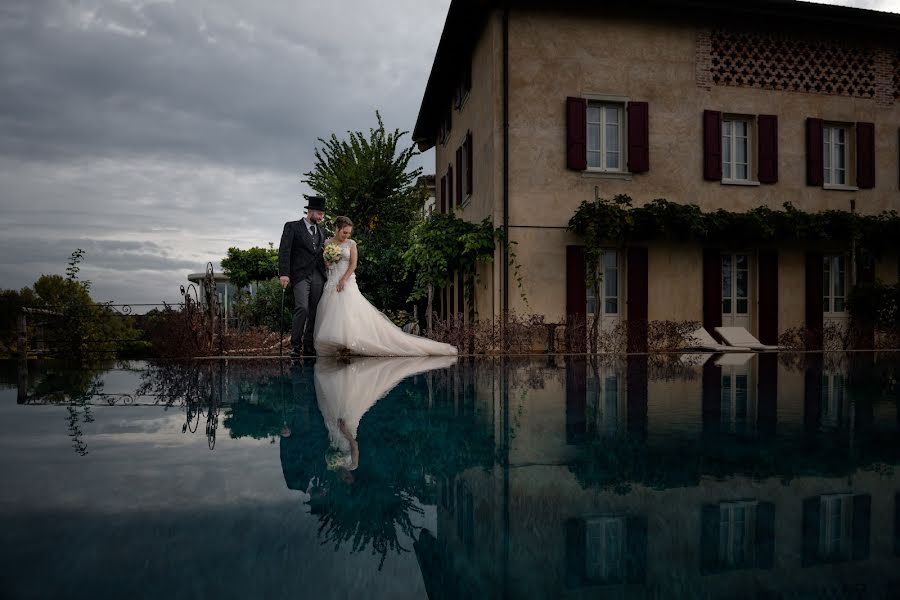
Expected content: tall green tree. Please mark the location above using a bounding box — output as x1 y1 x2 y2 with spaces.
303 112 423 311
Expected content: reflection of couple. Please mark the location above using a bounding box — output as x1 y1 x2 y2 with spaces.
278 195 458 358
314 356 457 477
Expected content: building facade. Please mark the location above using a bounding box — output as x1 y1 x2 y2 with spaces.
413 0 900 346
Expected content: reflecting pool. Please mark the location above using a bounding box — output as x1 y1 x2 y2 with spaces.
1 353 899 599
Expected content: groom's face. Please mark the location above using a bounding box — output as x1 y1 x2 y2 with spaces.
307 209 324 223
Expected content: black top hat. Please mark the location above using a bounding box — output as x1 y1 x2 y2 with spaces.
304 195 327 212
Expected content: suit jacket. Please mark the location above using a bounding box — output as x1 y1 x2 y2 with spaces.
278 219 327 283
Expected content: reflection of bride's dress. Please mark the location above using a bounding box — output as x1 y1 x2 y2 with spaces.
313 240 458 356
314 356 457 467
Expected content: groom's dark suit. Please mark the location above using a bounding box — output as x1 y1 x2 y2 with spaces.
279 218 327 355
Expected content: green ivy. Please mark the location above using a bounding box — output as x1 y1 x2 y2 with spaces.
402 213 525 319
570 195 900 250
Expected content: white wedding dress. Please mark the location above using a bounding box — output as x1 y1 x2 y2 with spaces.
313 239 458 356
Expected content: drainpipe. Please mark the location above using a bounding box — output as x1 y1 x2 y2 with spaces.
502 6 510 327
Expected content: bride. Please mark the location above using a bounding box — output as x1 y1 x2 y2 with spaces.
313 216 458 357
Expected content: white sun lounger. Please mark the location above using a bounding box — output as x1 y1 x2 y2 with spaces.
685 327 752 353
679 352 715 366
714 326 780 351
714 352 755 366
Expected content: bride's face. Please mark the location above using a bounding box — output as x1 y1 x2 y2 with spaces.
336 226 352 242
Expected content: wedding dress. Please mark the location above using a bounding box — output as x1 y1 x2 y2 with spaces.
313 239 458 356
314 356 458 469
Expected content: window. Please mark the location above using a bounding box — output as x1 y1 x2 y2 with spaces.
587 370 620 436
454 59 472 109
586 102 624 171
823 255 847 314
819 494 853 561
718 502 757 568
820 373 846 430
823 124 849 185
586 250 619 314
585 516 626 581
722 254 749 316
722 118 751 181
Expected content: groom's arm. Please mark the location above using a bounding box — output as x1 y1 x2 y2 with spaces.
278 222 292 286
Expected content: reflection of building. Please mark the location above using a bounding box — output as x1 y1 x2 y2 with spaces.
413 0 900 345
418 355 900 597
186 271 258 331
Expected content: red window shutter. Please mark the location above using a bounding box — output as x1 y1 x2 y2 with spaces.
566 97 587 170
805 252 824 349
758 250 779 344
447 165 453 213
440 176 446 213
702 248 722 331
856 121 875 189
806 118 824 186
465 131 473 195
757 115 779 184
627 101 649 173
565 245 587 353
626 247 648 353
455 146 463 205
703 110 722 181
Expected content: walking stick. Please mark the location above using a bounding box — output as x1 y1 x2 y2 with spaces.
280 285 285 358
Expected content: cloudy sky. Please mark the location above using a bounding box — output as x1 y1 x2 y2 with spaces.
1 0 898 305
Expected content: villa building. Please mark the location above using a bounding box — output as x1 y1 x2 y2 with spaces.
413 0 900 347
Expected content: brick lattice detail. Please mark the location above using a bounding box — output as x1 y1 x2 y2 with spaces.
874 49 894 107
695 28 712 90
709 28 879 100
893 51 900 101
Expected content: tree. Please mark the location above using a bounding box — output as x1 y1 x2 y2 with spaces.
220 244 279 291
303 112 423 312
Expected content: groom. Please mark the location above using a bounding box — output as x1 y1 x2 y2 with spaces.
279 195 328 358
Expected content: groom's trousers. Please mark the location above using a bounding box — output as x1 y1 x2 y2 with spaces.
292 271 325 353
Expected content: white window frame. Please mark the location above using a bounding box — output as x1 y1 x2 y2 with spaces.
722 253 750 317
585 516 626 581
820 372 846 430
586 100 625 173
823 123 851 187
586 249 620 316
718 501 758 568
819 494 853 561
823 254 848 316
721 116 754 184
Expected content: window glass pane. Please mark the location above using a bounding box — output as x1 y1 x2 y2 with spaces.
722 257 732 299
736 268 748 298
723 161 731 180
606 151 619 170
605 106 619 124
834 298 845 312
606 124 619 152
835 257 845 297
737 298 748 314
722 135 731 176
736 163 748 180
735 120 748 137
836 128 845 144
605 298 618 314
587 123 600 152
587 105 601 123
587 151 601 169
736 137 747 165
605 267 617 297
723 298 732 314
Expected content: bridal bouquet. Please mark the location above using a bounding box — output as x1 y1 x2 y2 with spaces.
323 243 343 265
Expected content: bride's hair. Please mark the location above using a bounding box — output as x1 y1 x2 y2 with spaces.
334 216 353 231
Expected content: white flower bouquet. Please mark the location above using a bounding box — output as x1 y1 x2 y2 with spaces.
323 242 343 265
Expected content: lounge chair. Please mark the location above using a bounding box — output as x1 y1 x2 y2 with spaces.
685 327 752 353
679 352 715 366
714 326 780 351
